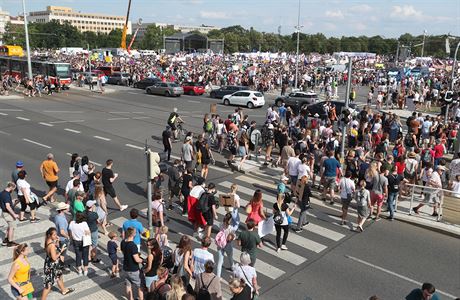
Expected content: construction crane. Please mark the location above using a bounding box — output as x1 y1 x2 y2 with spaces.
120 0 132 49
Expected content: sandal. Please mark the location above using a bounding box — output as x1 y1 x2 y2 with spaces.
62 288 75 295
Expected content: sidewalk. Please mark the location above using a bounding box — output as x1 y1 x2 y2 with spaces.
70 84 117 94
380 108 439 120
238 157 460 238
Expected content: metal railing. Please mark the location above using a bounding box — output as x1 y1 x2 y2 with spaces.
405 183 455 222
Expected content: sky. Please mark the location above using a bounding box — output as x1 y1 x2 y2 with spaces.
1 0 459 38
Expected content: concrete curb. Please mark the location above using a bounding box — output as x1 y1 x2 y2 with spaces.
394 215 460 238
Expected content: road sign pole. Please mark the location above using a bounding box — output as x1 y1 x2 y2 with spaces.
255 132 260 163
341 59 352 160
146 149 153 237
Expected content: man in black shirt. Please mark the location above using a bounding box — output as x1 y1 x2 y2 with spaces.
0 182 19 247
167 160 181 211
386 167 407 220
162 126 172 161
102 159 128 212
121 227 144 300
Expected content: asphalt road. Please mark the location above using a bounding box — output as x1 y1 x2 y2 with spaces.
0 85 457 300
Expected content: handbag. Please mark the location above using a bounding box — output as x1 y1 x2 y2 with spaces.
82 234 92 247
20 268 34 297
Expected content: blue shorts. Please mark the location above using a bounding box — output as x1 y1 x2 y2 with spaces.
290 175 298 185
91 231 98 248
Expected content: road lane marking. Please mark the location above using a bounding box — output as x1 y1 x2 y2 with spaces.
43 110 84 113
0 109 23 111
49 121 67 124
23 138 51 149
93 135 111 141
39 122 53 127
0 130 10 135
109 111 130 114
132 111 145 114
64 128 81 134
127 92 140 95
125 144 144 150
16 117 30 121
187 100 200 103
0 112 7 116
132 116 150 120
65 153 101 166
68 120 85 123
107 117 130 120
346 255 457 299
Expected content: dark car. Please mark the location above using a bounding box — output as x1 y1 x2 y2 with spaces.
306 100 358 119
209 85 247 99
275 91 319 110
106 72 130 85
182 82 205 95
133 78 161 89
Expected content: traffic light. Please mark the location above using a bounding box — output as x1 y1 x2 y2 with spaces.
445 91 453 103
148 150 161 180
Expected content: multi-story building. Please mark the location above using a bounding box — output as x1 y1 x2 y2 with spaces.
28 6 131 35
132 22 219 38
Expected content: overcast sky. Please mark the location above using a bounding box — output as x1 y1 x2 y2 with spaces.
1 0 459 37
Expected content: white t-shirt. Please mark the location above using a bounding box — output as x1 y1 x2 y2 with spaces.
68 221 90 241
65 178 84 193
189 185 205 199
452 181 460 198
233 264 257 292
192 248 214 276
372 122 381 134
297 163 311 179
339 178 355 199
287 157 301 176
16 178 30 196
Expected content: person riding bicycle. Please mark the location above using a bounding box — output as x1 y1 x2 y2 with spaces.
167 107 184 141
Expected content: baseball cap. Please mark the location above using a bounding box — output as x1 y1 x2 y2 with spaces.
16 161 24 167
86 200 97 208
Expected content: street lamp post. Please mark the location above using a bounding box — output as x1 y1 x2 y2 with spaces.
294 0 302 90
446 41 460 123
421 29 427 57
21 0 32 79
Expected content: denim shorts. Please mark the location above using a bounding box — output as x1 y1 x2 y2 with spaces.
91 231 98 248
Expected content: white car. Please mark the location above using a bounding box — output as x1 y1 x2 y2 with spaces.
222 91 265 109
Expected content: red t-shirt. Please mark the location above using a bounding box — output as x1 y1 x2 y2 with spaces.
433 144 444 158
395 161 405 175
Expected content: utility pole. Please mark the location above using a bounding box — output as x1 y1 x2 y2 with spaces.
446 41 460 123
21 0 32 79
294 0 302 90
340 59 353 160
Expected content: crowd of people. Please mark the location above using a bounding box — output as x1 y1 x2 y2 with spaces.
1 50 459 300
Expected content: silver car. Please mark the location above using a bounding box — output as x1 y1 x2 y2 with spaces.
146 82 184 97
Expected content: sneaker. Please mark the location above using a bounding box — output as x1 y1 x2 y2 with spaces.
302 222 309 226
2 238 8 246
357 225 364 232
7 241 19 247
197 232 204 240
30 218 40 223
120 205 128 212
276 248 281 253
375 217 381 222
167 205 174 211
412 207 419 214
77 270 82 276
293 228 303 233
388 217 394 221
110 273 116 279
432 212 439 217
83 270 88 276
281 245 288 250
182 212 188 217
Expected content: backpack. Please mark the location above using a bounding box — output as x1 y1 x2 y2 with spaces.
273 203 284 225
392 146 400 158
326 139 336 152
148 282 167 300
422 149 432 163
404 134 414 147
197 193 210 213
161 246 174 269
167 113 176 125
197 274 216 300
215 229 227 249
204 120 213 133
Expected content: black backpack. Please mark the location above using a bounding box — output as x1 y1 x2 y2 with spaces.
326 139 335 152
197 273 215 300
197 193 210 213
404 134 414 147
148 282 167 300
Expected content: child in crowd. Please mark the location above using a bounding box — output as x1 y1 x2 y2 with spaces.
158 226 169 248
107 231 119 278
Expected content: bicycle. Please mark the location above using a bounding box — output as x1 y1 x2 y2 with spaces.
176 121 188 141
